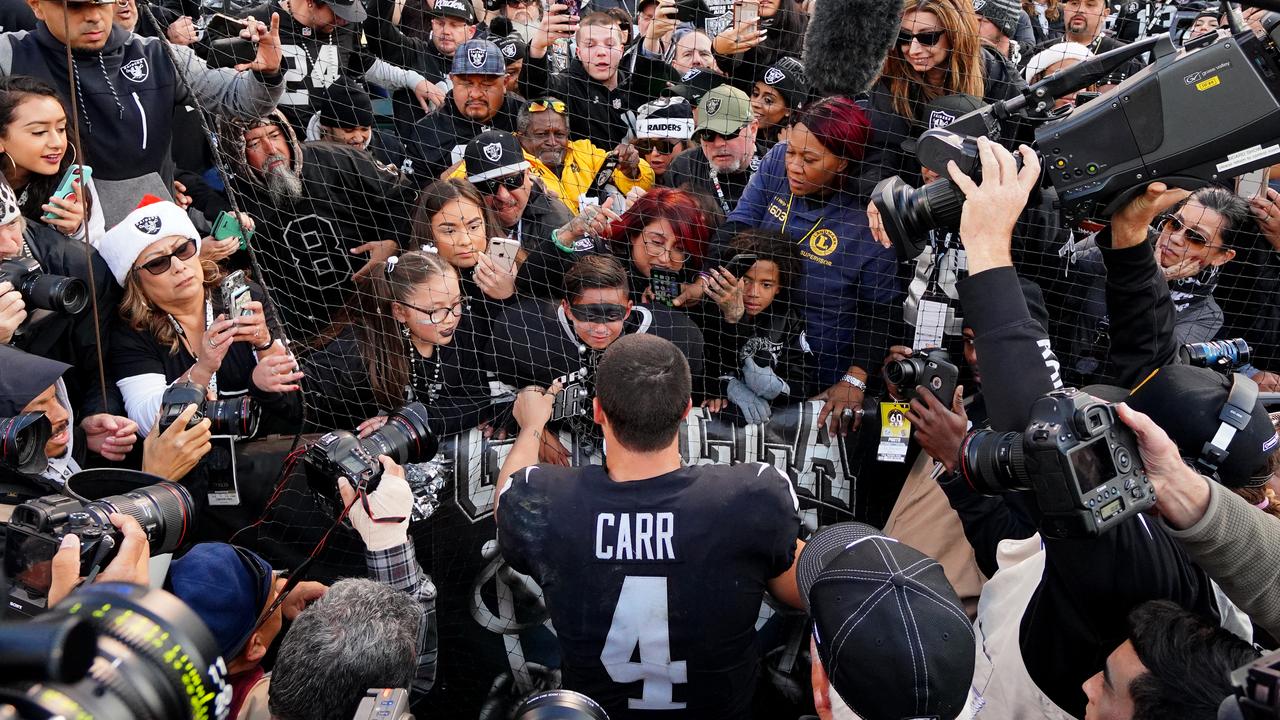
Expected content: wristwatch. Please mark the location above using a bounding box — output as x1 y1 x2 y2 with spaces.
841 374 867 392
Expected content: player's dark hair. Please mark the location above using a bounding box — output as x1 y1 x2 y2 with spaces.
564 254 630 302
596 335 691 452
1127 600 1259 720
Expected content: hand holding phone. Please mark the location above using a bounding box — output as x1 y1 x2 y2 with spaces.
221 270 253 318
212 211 254 251
43 165 91 221
649 267 683 306
488 237 521 274
1237 168 1271 201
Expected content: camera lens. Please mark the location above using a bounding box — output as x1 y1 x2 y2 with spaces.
21 272 88 315
884 357 923 389
515 690 611 720
960 430 1031 494
1181 338 1251 369
83 483 195 556
205 398 261 438
0 584 229 720
872 176 966 259
361 402 438 466
0 412 52 474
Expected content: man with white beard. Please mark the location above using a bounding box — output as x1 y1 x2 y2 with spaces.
215 111 418 341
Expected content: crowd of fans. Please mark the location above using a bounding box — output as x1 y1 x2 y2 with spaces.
1 0 1280 716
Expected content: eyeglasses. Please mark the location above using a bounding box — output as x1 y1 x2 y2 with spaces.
474 171 526 196
897 29 946 47
527 99 567 115
633 139 680 155
1157 213 1217 249
568 302 628 323
641 231 687 262
697 127 742 143
399 298 467 325
133 238 197 276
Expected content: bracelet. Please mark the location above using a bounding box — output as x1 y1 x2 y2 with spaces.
252 338 275 351
841 373 867 392
551 229 577 254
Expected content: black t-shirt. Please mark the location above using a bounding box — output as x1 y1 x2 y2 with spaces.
497 462 801 719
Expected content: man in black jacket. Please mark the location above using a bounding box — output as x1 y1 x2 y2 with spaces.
660 84 760 220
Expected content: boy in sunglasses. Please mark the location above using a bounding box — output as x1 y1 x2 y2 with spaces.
659 85 762 219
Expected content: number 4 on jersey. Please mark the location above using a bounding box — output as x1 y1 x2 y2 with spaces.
601 576 689 710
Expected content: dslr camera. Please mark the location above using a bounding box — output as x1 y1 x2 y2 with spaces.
959 388 1154 538
0 412 52 475
884 348 959 405
0 257 88 315
157 382 261 439
4 471 196 614
304 403 436 514
1182 338 1250 371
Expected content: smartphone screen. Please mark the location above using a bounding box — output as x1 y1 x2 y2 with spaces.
650 267 682 305
222 271 252 317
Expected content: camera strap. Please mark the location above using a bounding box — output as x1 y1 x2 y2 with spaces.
1196 372 1258 478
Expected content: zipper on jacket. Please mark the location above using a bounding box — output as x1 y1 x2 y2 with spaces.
131 92 148 150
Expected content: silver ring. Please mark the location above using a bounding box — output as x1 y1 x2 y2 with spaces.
207 339 218 349
841 408 854 418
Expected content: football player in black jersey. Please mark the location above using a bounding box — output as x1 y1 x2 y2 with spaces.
495 334 805 718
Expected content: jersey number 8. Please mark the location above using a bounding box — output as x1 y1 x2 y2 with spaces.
601 576 689 710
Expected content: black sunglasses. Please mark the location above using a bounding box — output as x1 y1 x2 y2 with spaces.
697 127 742 143
634 139 680 155
568 302 628 323
898 29 946 47
134 238 198 276
475 171 526 196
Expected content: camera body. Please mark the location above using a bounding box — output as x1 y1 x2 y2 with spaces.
961 388 1154 538
885 348 959 406
0 257 88 315
304 403 436 515
157 382 261 439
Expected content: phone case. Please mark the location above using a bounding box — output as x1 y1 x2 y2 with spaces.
212 211 253 250
42 165 91 220
489 238 520 273
650 269 683 305
222 272 252 317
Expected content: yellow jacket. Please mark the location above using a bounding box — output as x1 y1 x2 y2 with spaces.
453 139 654 215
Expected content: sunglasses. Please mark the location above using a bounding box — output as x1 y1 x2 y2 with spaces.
898 29 946 47
633 139 680 155
475 171 526 196
568 302 628 323
1157 213 1216 249
134 238 197 276
697 127 742 143
527 99 568 114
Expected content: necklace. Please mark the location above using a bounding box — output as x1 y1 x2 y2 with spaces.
406 343 442 404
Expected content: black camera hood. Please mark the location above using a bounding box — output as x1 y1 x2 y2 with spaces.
64 468 172 503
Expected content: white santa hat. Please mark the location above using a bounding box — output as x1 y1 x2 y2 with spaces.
99 195 201 286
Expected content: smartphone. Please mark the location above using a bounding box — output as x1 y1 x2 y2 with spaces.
221 270 253 318
212 210 253 250
205 12 247 39
649 267 683 306
1237 167 1272 201
488 236 521 274
586 152 621 201
723 253 759 279
207 37 257 68
42 165 91 220
735 0 759 25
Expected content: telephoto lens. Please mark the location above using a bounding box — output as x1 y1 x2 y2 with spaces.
959 430 1030 494
204 397 261 438
514 690 611 720
1180 338 1250 371
0 583 232 720
0 412 52 474
362 402 436 466
0 258 88 314
66 471 196 557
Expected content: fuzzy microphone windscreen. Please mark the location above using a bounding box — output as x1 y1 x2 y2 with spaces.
802 0 901 97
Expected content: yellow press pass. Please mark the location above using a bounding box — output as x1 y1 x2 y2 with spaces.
877 401 912 463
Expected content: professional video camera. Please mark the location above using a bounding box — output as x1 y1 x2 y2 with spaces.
0 258 87 315
1219 648 1279 720
4 470 196 614
0 413 51 475
0 583 231 720
514 690 610 720
884 348 959 405
157 381 261 439
1182 338 1251 371
304 402 436 515
351 688 412 720
873 9 1280 257
959 387 1155 538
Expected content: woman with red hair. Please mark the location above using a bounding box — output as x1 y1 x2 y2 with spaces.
719 95 904 434
606 186 711 306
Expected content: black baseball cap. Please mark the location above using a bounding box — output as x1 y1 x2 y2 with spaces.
799 522 976 720
320 0 366 23
901 93 986 156
664 68 722 105
432 0 477 23
465 130 530 183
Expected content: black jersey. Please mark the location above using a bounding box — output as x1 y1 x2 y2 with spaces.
496 462 801 718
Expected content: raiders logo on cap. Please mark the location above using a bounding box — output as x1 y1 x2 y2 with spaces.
135 216 162 234
705 98 722 116
928 109 956 128
468 46 487 68
121 58 149 83
973 0 986 8
681 68 702 82
501 43 517 58
763 67 786 85
483 142 504 162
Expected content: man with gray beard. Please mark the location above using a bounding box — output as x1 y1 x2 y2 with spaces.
217 111 418 342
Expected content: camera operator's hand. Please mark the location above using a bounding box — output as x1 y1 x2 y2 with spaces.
1249 186 1280 253
881 345 914 401
949 138 1039 274
357 414 389 438
338 455 412 551
0 280 27 344
1109 181 1190 250
81 413 139 462
531 2 579 58
867 201 890 249
1116 402 1211 530
907 385 968 472
47 513 151 607
727 378 771 425
142 404 211 480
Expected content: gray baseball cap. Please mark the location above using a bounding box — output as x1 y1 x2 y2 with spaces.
451 39 507 76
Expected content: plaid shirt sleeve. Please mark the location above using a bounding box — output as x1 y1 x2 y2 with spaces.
366 538 437 696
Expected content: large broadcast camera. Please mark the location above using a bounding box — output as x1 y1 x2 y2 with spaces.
304 402 437 515
0 413 52 475
0 258 87 316
157 381 261 439
959 388 1155 538
1220 648 1280 720
873 8 1280 256
4 470 196 614
0 583 231 720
